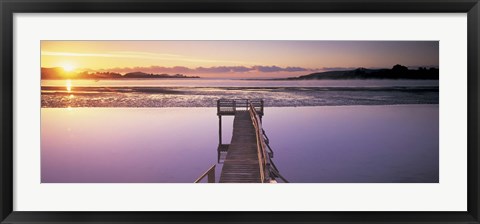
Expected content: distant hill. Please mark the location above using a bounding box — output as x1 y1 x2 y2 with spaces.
41 68 200 80
288 65 439 80
41 67 70 79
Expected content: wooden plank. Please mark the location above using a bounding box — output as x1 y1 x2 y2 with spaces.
219 111 261 183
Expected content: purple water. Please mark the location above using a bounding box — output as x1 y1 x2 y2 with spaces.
41 105 439 183
264 105 439 183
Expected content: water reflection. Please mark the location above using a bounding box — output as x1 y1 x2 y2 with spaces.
66 79 72 93
41 108 219 183
41 105 439 183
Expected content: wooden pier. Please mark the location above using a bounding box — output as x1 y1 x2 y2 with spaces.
195 99 287 183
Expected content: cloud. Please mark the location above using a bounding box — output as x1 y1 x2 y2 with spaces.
196 66 233 73
41 51 181 59
91 65 313 75
42 51 252 65
320 67 358 71
251 65 313 73
252 65 283 73
284 66 309 72
230 66 255 72
96 66 193 74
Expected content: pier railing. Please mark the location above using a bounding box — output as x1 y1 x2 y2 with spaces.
248 102 289 183
194 164 216 183
248 103 271 182
217 99 264 116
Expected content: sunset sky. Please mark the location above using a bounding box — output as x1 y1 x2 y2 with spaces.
41 41 439 78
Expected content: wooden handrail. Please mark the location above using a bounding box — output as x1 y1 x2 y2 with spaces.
248 102 271 183
194 164 216 183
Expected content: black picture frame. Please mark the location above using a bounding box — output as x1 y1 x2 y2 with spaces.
1 0 479 223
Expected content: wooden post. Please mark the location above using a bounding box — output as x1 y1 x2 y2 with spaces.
261 100 264 117
194 164 216 183
208 168 215 183
218 115 222 145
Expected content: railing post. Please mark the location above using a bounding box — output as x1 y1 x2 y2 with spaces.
261 99 264 116
194 164 216 183
208 168 215 183
218 116 222 145
264 160 271 182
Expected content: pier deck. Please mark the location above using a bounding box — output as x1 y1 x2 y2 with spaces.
219 111 261 183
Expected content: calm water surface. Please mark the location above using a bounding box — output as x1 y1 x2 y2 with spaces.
41 79 439 107
41 79 439 88
41 105 438 183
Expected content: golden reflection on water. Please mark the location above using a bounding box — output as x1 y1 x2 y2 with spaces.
65 80 75 108
66 80 72 93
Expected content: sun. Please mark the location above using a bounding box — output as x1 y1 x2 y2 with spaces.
62 64 76 72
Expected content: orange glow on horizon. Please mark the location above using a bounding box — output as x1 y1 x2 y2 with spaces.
62 64 75 72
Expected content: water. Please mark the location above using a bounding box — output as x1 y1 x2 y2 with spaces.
41 105 439 183
41 108 219 183
41 79 439 108
264 105 439 183
41 79 439 183
41 79 439 88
